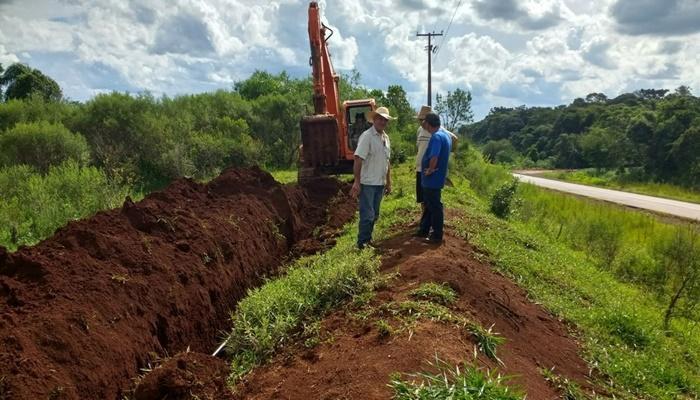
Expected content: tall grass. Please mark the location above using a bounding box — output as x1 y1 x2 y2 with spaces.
0 161 132 250
450 151 700 398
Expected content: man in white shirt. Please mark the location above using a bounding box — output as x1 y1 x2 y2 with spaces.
351 106 394 249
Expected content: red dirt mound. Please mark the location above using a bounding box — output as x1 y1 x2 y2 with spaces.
234 230 595 399
0 167 354 400
133 352 234 400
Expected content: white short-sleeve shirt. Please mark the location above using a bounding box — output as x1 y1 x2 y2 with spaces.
354 125 391 185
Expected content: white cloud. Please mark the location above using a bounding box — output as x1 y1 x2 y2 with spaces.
0 0 698 119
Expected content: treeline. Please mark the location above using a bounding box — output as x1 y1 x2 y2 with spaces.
464 87 700 188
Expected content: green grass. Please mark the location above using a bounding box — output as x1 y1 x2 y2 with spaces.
540 169 700 204
444 173 700 398
409 282 457 306
390 357 524 400
225 238 380 381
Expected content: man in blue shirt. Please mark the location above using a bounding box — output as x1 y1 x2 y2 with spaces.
416 112 451 243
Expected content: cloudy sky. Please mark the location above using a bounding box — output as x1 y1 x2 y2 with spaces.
1 0 699 120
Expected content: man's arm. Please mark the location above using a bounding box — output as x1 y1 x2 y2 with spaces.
351 155 363 197
423 135 442 176
425 156 439 175
385 163 391 194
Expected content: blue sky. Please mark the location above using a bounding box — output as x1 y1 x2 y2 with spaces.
1 0 699 120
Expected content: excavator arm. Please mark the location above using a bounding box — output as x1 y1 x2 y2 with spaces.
300 2 341 173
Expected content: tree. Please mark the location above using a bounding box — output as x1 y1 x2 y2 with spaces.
234 70 292 100
674 85 692 97
585 92 608 103
434 88 474 131
0 63 3 100
0 63 62 102
635 88 668 100
384 84 414 131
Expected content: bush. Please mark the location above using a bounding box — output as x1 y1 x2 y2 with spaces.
0 121 89 173
0 161 130 250
490 178 519 218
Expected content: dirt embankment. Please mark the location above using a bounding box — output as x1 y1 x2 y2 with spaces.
0 167 355 400
234 229 596 399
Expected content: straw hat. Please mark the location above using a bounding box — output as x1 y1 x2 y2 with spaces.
366 106 396 122
416 105 432 120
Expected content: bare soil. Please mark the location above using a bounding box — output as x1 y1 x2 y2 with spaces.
233 226 595 399
0 167 354 400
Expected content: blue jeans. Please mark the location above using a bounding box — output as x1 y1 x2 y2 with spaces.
358 184 384 247
419 187 443 240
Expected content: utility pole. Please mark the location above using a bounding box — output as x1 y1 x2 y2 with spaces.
416 31 443 106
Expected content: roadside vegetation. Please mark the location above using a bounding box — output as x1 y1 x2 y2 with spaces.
540 169 700 204
448 148 700 399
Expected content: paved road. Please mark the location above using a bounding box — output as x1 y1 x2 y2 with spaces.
513 173 700 221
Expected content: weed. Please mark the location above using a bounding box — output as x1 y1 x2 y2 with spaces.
267 218 285 242
375 319 394 338
390 356 523 399
468 323 506 363
391 300 458 324
541 367 594 400
302 321 322 348
409 282 457 306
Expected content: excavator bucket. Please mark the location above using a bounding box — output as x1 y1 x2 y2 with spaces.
300 114 340 168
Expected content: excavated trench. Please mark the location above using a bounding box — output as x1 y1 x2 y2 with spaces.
0 167 356 400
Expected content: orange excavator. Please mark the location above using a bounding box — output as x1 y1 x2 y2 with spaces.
299 1 376 181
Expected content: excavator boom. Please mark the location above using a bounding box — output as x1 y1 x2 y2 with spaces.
300 2 340 173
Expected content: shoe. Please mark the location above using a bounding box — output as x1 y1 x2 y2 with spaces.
425 237 443 244
412 231 428 238
357 241 376 250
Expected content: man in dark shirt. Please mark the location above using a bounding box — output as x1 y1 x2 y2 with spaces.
415 112 451 244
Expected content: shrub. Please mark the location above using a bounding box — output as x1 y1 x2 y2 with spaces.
0 161 130 250
490 178 519 218
0 121 89 173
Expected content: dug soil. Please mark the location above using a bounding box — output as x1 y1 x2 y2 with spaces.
233 224 597 399
0 167 355 400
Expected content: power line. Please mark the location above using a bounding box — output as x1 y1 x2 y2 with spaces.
434 0 463 62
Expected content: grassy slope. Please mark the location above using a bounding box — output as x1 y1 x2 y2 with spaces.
223 162 699 399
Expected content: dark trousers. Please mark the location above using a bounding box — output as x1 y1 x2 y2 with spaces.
415 172 423 203
419 187 443 240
